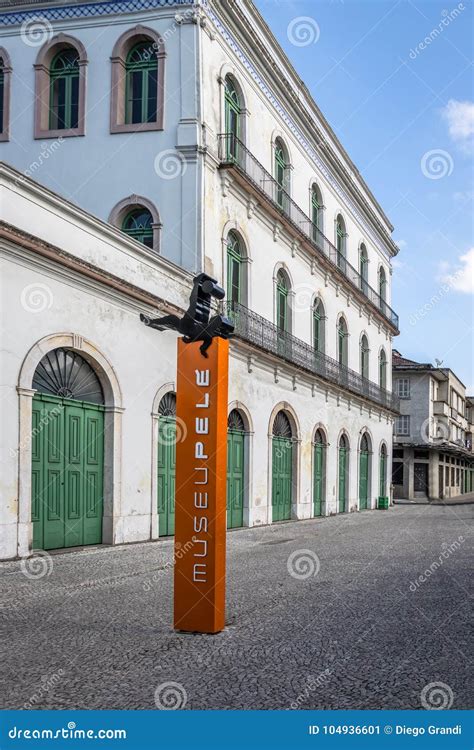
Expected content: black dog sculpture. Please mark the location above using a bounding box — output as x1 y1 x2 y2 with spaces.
140 273 234 357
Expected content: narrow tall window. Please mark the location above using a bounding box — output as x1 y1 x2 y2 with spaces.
337 317 348 367
378 266 387 304
311 184 323 240
0 58 4 135
125 42 158 124
336 214 346 271
379 349 387 389
224 76 241 159
275 139 289 209
359 243 368 295
49 48 79 130
360 334 369 379
122 208 154 248
276 271 289 332
227 231 242 305
313 298 325 353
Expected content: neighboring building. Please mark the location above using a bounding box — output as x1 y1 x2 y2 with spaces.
392 351 474 500
0 0 400 561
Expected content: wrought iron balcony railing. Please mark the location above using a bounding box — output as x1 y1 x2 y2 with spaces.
225 301 400 413
218 133 399 332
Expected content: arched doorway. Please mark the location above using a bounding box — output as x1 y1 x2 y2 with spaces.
338 434 349 513
272 411 294 522
31 348 105 550
379 443 388 501
227 409 247 529
359 433 371 510
313 429 326 517
157 392 176 536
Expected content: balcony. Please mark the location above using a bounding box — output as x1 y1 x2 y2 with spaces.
433 400 450 417
224 301 400 413
218 134 399 333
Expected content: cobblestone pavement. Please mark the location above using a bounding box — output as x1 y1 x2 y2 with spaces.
1 504 472 710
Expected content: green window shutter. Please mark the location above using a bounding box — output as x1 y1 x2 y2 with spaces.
49 49 79 130
276 274 288 332
125 42 158 125
226 232 242 304
224 77 241 158
122 208 154 248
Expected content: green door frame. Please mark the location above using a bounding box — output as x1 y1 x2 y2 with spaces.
338 445 348 513
227 430 245 528
313 441 325 516
32 393 104 551
157 415 176 536
272 437 293 521
359 450 370 510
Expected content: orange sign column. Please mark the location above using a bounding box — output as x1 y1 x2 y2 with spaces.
173 337 229 634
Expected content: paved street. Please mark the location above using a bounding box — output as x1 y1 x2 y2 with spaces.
1 505 472 711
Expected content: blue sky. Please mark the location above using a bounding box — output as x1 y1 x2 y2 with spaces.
256 0 474 391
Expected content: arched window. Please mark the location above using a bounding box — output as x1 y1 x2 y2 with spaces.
110 196 161 253
311 183 323 239
125 41 159 125
360 433 370 453
110 28 165 133
32 348 104 404
276 270 289 333
34 36 87 138
49 48 80 130
0 49 11 142
272 410 293 438
360 334 369 380
359 243 368 295
274 138 290 209
224 75 242 159
313 298 325 353
121 207 154 248
227 231 243 305
337 316 348 368
378 266 387 304
379 349 387 390
336 214 347 271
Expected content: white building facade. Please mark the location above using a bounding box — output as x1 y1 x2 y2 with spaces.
0 0 399 560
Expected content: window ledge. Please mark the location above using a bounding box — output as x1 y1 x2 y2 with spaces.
110 122 164 134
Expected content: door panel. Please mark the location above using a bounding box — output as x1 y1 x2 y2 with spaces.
32 395 104 551
313 444 324 516
272 438 292 521
227 431 245 528
338 448 348 513
359 452 369 510
157 417 176 536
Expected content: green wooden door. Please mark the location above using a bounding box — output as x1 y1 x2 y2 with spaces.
359 450 369 510
227 430 245 528
379 450 387 498
313 442 324 517
32 394 104 550
157 416 176 536
272 437 293 521
338 447 348 513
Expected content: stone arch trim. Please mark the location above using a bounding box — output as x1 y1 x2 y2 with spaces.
337 427 351 449
312 422 329 445
152 381 176 417
0 47 12 142
16 333 123 557
110 25 165 133
109 195 161 253
268 401 301 441
358 427 374 453
34 34 87 139
227 400 254 433
221 221 251 260
19 333 122 408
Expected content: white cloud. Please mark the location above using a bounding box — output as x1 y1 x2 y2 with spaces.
441 99 474 154
394 239 407 250
440 248 474 294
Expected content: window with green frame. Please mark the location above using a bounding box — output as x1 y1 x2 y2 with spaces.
49 48 79 130
379 349 387 389
359 244 368 292
275 140 288 208
276 270 289 332
313 298 325 353
337 317 348 367
336 215 346 270
125 41 158 125
227 231 242 305
360 334 369 379
378 266 387 302
121 208 154 248
311 184 322 240
224 76 241 158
